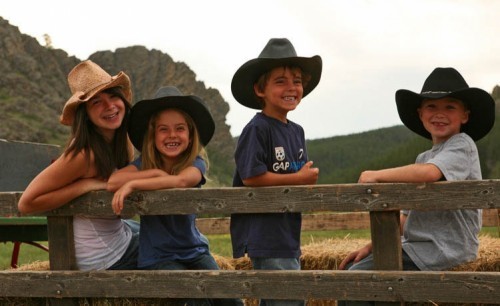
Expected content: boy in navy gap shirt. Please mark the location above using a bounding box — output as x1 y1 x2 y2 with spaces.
230 38 322 306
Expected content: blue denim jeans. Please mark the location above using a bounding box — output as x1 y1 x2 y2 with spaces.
108 219 140 270
145 253 243 306
251 257 304 306
337 251 420 306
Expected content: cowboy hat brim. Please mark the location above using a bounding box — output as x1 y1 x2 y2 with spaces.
396 87 495 141
128 95 215 151
60 72 132 126
231 56 322 109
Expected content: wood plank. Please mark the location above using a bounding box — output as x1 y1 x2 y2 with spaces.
198 210 496 235
302 212 371 230
483 208 499 227
0 224 47 241
0 270 498 303
47 216 76 270
3 180 500 217
370 211 402 306
370 211 402 270
196 212 371 235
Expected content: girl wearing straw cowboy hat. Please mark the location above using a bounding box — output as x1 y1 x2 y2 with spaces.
18 60 140 271
338 67 495 306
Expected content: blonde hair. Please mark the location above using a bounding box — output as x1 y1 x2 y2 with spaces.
141 108 208 174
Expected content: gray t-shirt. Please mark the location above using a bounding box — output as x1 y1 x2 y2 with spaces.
402 133 482 271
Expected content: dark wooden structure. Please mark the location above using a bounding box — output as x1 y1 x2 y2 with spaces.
1 181 499 304
0 139 60 267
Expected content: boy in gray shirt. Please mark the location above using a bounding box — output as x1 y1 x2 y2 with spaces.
338 67 495 306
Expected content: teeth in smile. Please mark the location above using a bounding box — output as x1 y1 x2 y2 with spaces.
104 113 117 119
284 97 295 101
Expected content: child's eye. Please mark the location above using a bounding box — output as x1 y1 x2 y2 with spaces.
293 79 303 85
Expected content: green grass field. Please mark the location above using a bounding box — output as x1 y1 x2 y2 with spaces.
2 228 497 270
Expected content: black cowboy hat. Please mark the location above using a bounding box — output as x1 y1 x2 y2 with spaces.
396 67 495 141
231 38 322 109
128 86 215 151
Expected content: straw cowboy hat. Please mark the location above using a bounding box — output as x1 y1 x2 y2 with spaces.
60 60 132 125
231 38 322 109
396 67 495 141
128 86 215 151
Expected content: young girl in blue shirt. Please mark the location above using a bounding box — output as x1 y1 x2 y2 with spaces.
108 86 242 306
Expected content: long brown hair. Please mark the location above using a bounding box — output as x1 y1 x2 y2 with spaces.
141 108 208 174
64 87 131 179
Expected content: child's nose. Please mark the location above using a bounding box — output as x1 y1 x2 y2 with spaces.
102 98 115 109
286 81 298 90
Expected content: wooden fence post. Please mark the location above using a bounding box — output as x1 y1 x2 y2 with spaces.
370 211 402 306
47 216 78 306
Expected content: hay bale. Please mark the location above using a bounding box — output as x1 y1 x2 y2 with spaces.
214 254 235 270
452 235 500 272
301 238 369 270
231 256 252 270
13 260 49 271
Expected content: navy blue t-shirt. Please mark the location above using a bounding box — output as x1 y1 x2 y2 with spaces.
231 113 307 258
131 156 209 268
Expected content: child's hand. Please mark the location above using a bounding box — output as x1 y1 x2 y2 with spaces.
112 182 134 215
338 243 372 270
298 161 319 185
358 170 379 183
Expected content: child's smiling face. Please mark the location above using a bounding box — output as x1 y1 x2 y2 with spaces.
154 109 191 163
255 67 304 122
418 97 470 144
85 91 126 142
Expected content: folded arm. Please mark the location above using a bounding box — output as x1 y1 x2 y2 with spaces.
18 152 106 214
358 163 442 183
111 166 202 215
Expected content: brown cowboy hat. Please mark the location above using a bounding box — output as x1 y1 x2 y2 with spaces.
396 67 495 141
128 86 215 151
231 38 322 109
60 60 132 125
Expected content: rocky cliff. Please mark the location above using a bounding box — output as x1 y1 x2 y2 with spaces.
0 17 234 185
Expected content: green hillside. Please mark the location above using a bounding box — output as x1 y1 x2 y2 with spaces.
308 86 500 184
308 126 430 183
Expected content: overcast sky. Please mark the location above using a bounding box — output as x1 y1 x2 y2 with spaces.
2 0 499 140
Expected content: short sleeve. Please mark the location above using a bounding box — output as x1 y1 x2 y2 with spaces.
423 134 478 181
193 156 207 186
234 123 269 180
131 156 142 169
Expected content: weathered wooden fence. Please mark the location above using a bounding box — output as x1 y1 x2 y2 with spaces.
1 181 499 305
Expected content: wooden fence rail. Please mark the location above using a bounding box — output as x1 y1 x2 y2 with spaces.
1 181 500 304
1 270 498 303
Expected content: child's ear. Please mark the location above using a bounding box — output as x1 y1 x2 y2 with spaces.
254 84 265 98
461 110 470 124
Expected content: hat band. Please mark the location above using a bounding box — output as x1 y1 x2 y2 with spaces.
421 91 451 94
